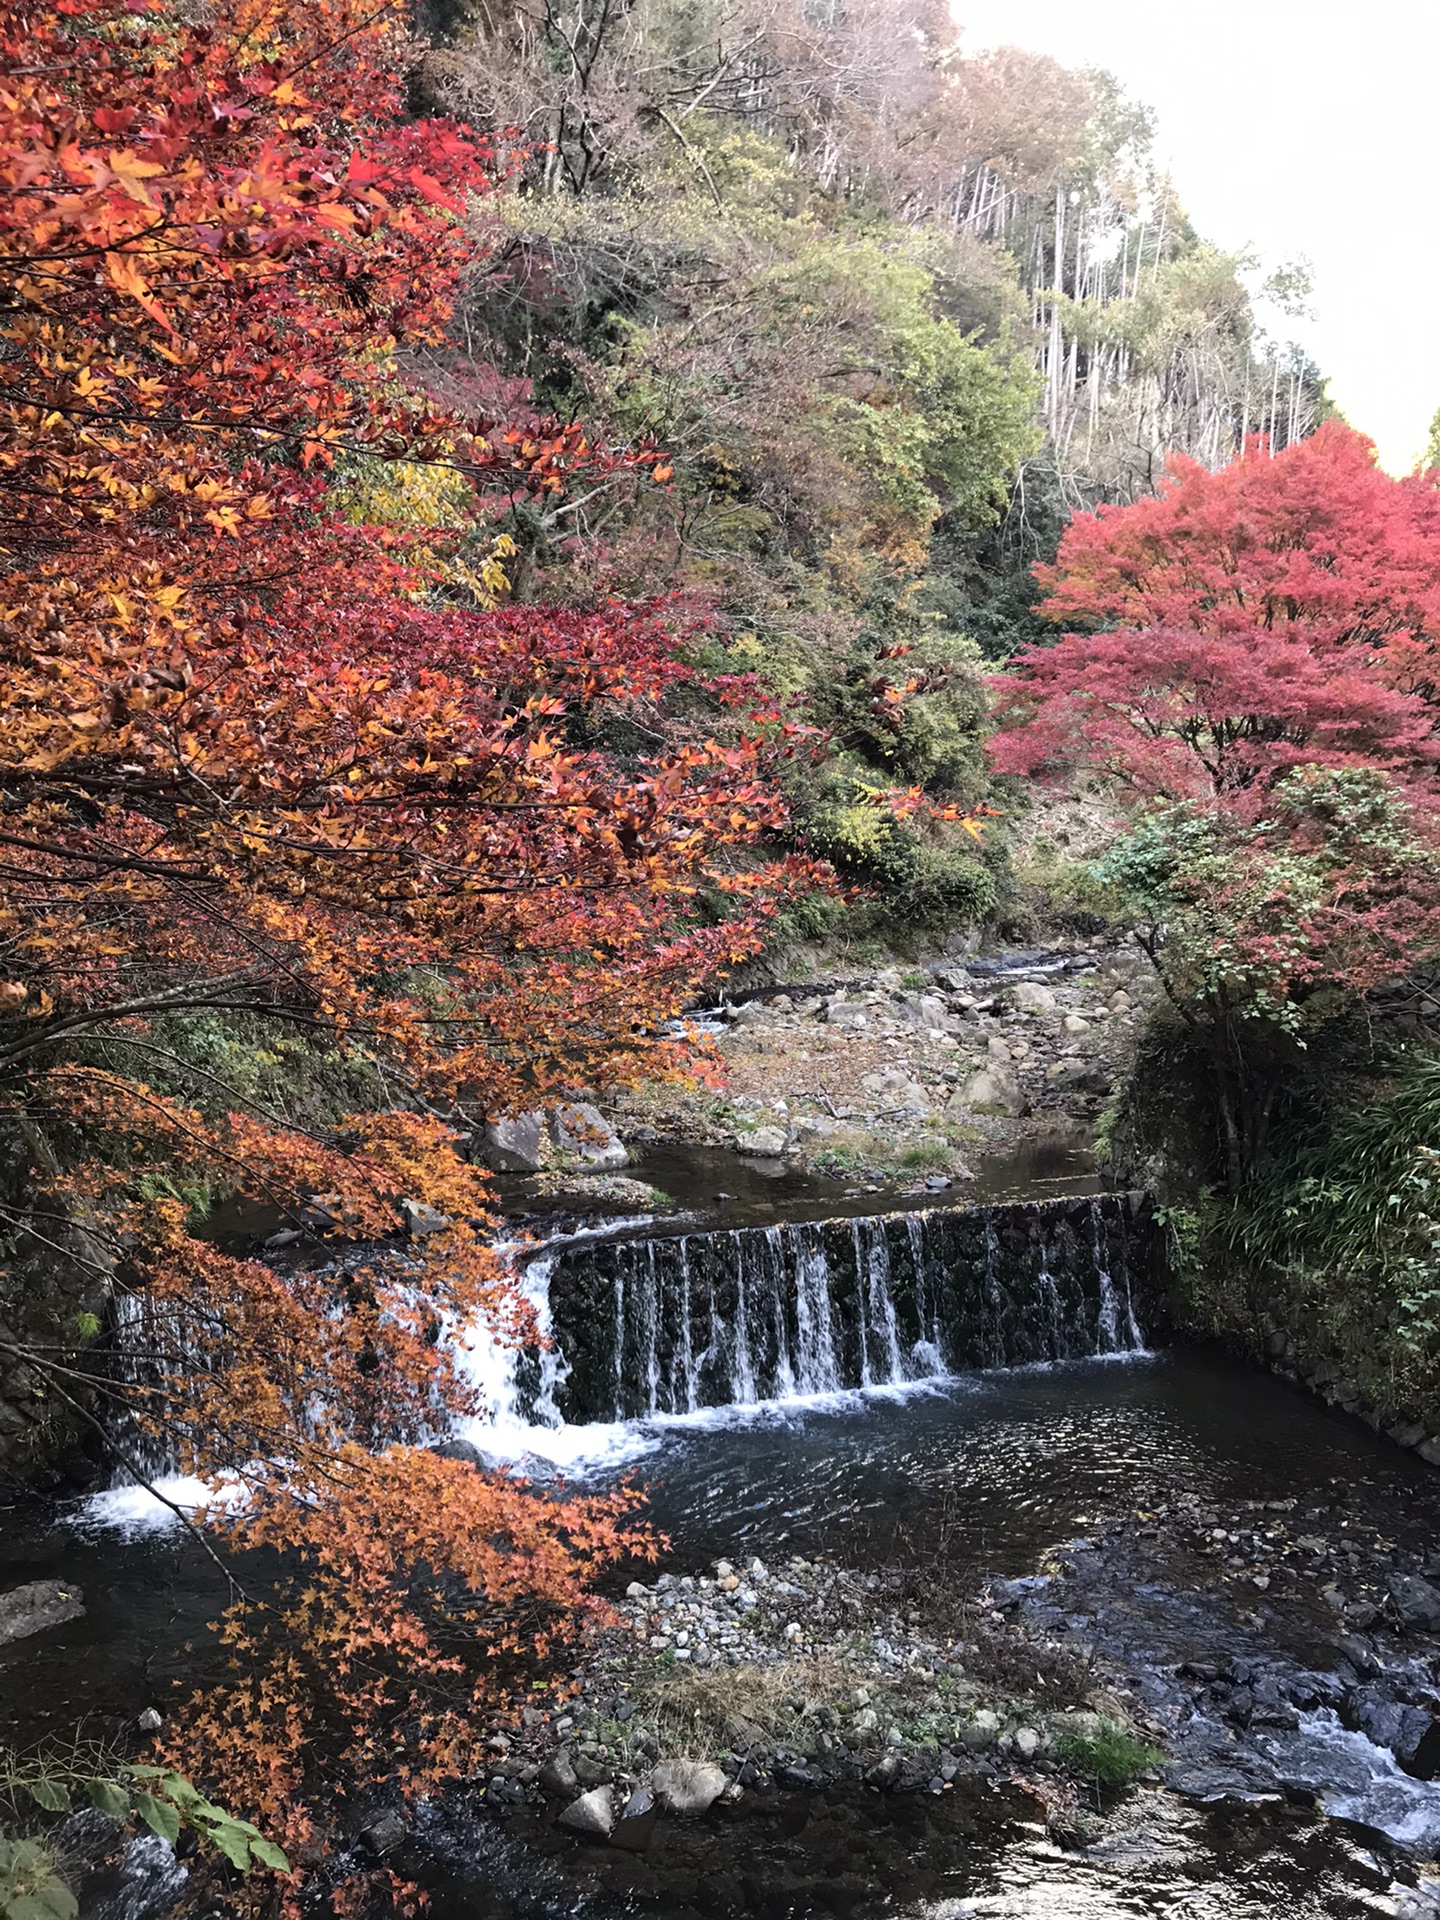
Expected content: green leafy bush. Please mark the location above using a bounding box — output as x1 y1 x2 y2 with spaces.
1051 1718 1163 1788
0 1753 288 1920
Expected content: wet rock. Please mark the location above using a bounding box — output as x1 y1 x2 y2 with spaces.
558 1786 615 1837
989 1575 1048 1610
1388 1573 1440 1630
1342 1686 1440 1778
480 1110 548 1173
540 1752 581 1799
0 1579 84 1647
572 1751 615 1788
966 950 1056 978
610 1785 657 1852
360 1810 407 1856
650 1759 728 1815
429 1439 484 1467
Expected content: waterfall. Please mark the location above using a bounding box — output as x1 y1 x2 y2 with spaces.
469 1194 1152 1432
85 1193 1154 1528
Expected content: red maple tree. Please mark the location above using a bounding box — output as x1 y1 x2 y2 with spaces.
989 424 1440 802
0 0 813 1878
990 427 1440 1183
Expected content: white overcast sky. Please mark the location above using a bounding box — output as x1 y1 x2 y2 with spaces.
956 0 1438 473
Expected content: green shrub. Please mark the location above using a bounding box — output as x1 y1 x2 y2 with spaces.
898 1141 954 1172
1052 1718 1163 1788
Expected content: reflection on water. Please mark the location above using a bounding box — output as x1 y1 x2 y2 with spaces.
626 1346 1439 1578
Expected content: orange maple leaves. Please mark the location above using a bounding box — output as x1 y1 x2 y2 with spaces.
0 0 796 1880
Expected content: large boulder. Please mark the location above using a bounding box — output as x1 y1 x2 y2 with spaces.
558 1786 615 1836
549 1103 628 1172
735 1126 788 1158
1389 1574 1440 1631
1342 1684 1440 1778
954 1066 1024 1117
480 1111 549 1173
650 1758 728 1816
1011 981 1057 1012
0 1580 84 1648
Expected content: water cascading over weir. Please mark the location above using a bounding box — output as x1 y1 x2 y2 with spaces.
486 1194 1155 1434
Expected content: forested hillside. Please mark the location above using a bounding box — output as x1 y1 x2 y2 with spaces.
390 0 1328 931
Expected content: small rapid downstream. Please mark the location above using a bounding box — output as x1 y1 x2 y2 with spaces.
5 1170 1440 1917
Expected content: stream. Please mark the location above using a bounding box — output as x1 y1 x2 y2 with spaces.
3 1147 1440 1917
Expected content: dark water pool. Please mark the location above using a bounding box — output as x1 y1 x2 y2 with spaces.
3 1350 1434 1740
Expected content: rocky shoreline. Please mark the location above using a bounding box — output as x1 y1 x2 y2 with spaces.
609 942 1157 1188
427 1548 1162 1856
355 1508 1440 1918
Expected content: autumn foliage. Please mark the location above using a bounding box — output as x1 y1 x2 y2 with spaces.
991 425 1440 1180
0 0 815 1872
990 423 1440 802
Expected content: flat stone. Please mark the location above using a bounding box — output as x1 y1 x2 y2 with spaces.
650 1758 728 1815
558 1786 615 1837
0 1580 84 1648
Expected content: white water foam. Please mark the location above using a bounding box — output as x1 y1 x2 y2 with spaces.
1265 1709 1440 1850
460 1369 969 1479
73 1473 248 1538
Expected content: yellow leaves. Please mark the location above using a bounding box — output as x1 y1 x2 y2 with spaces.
105 149 166 203
103 249 173 332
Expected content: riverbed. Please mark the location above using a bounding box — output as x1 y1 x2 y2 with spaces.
5 1344 1440 1916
